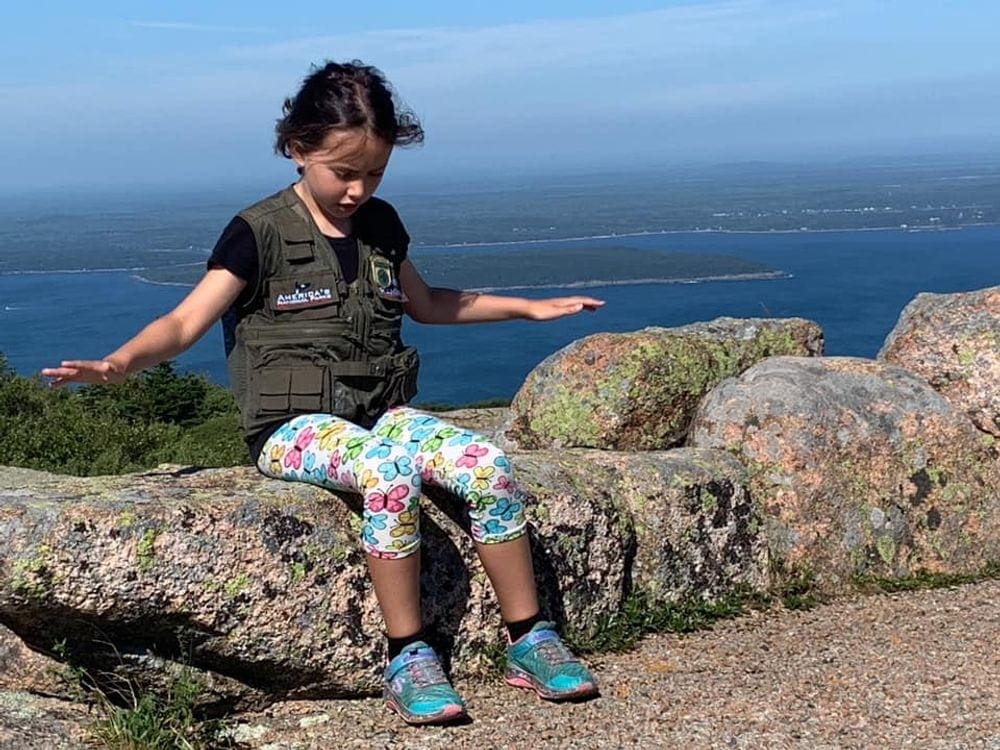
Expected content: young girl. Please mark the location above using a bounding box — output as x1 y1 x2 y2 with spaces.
44 60 604 725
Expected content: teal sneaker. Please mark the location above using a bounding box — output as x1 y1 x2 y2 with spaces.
383 641 467 725
506 622 599 701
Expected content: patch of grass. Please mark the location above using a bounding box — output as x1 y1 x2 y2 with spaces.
90 669 233 750
51 640 237 750
564 590 750 655
764 560 826 611
477 640 509 677
774 568 824 611
853 560 1000 594
562 571 828 656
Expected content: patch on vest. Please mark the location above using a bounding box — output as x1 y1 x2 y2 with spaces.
273 280 335 310
370 256 406 302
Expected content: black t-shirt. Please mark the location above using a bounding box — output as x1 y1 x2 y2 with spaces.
207 200 410 462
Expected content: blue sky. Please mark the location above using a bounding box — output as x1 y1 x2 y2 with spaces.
2 1 998 191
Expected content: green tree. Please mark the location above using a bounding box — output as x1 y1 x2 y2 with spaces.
0 352 248 476
0 353 14 382
142 362 209 426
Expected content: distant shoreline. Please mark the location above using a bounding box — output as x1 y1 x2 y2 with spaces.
130 270 792 290
130 275 193 288
422 221 996 250
1 221 995 277
0 266 149 276
467 271 791 293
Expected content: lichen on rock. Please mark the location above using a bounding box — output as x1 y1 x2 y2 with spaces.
501 316 824 451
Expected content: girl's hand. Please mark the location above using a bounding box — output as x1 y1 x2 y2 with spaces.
525 296 605 321
42 359 127 388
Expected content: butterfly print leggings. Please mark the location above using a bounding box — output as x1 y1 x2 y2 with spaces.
257 406 527 559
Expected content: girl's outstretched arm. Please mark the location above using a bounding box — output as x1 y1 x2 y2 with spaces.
42 268 246 387
400 259 604 324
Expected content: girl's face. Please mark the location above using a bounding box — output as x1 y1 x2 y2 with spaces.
292 128 392 225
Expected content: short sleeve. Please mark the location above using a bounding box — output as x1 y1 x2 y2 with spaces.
208 216 259 308
392 205 411 255
354 197 410 260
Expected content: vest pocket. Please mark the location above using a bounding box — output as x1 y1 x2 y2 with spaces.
255 366 327 415
383 347 420 408
290 367 325 411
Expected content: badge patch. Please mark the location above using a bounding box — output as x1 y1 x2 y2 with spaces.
274 281 335 310
370 256 406 302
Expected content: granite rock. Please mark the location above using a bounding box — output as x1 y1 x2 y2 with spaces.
501 317 823 451
688 356 1000 590
0 448 757 704
879 286 1000 436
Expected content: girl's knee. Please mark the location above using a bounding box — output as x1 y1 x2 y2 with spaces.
362 500 421 558
364 537 420 559
471 508 527 545
357 441 423 490
450 438 517 494
462 444 527 544
360 441 423 558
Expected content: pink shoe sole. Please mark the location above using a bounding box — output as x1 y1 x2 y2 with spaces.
505 673 599 702
384 698 467 725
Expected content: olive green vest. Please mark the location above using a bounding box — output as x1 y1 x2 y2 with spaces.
229 186 419 436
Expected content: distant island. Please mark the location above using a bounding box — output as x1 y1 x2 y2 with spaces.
4 156 996 276
134 247 786 289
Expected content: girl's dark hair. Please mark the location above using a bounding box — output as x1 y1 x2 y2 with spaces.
275 60 424 157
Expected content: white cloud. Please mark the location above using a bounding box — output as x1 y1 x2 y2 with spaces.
203 0 841 125
228 1 836 79
130 20 270 34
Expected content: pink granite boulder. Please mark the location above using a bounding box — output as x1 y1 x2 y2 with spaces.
689 356 1000 591
879 285 1000 436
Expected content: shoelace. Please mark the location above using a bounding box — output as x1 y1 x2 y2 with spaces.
535 636 576 665
406 656 448 687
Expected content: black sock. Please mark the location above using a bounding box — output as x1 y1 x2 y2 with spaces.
387 629 426 661
506 613 544 643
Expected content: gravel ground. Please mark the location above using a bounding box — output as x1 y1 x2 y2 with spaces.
230 579 1000 750
4 579 999 749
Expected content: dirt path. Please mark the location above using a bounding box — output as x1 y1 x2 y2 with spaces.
4 579 1000 749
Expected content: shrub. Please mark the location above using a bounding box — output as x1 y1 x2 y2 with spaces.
0 354 249 476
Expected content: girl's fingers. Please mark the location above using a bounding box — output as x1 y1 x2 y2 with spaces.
41 367 78 378
41 361 115 385
554 296 604 308
60 360 103 370
41 368 79 388
562 298 604 311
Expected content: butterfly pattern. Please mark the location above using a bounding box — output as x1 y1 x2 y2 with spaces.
256 407 526 558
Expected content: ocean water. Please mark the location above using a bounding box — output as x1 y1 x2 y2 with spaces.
2 224 998 405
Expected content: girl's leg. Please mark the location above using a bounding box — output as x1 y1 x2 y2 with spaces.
260 413 468 724
474 535 539 624
373 408 599 701
372 407 539 623
366 555 421 639
257 413 424 637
